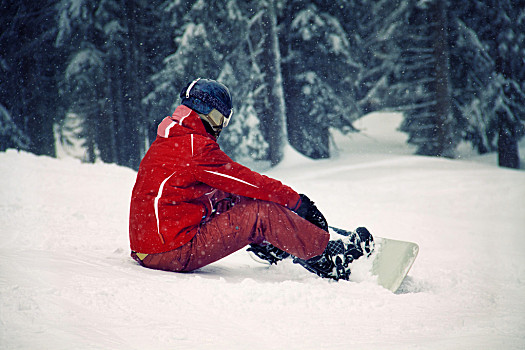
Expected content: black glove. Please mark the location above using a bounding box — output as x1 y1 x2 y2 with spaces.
295 194 328 232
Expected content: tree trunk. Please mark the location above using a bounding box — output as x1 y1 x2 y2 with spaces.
260 0 287 166
497 111 520 169
432 0 453 157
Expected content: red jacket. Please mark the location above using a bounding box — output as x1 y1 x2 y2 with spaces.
129 105 301 254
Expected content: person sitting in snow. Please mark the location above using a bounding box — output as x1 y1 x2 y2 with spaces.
129 78 373 280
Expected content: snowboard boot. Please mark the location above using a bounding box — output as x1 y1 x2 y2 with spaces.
293 227 374 281
247 243 291 265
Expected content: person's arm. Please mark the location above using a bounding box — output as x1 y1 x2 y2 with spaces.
191 135 301 209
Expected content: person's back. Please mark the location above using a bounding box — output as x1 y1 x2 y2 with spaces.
130 105 217 253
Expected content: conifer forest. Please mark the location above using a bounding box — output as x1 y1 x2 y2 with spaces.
1 0 524 169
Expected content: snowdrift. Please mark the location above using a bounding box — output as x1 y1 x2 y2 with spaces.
1 113 524 349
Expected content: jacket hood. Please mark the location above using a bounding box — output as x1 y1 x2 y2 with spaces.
157 105 216 141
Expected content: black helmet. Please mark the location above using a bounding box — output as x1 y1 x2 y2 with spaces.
180 78 233 120
180 78 233 137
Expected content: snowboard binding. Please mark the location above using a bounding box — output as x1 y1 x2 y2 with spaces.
293 227 374 281
247 243 291 265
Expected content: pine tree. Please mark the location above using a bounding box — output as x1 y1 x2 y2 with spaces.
103 0 164 168
147 0 271 163
448 1 495 155
0 0 63 156
255 0 288 165
450 0 524 168
280 1 359 159
145 1 222 113
218 64 269 163
61 45 105 162
0 103 30 151
489 0 524 168
278 0 409 159
332 0 408 114
56 0 108 162
6 0 522 170
56 0 165 168
396 0 457 157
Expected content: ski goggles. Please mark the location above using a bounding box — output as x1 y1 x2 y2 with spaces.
205 108 232 129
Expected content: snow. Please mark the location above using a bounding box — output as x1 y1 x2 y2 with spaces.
1 112 525 349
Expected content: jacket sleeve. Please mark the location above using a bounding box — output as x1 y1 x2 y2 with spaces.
191 135 301 210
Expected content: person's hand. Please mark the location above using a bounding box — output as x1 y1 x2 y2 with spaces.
295 194 328 232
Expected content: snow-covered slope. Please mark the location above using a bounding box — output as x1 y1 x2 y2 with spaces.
1 113 524 349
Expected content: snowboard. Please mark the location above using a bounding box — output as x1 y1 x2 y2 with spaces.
248 228 418 293
370 237 419 292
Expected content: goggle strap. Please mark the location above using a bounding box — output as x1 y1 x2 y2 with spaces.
185 78 201 98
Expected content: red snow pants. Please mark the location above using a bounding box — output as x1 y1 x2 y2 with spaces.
132 197 330 272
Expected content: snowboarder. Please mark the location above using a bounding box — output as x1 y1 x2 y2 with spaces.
129 78 374 280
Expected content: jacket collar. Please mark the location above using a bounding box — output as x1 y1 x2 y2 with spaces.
157 105 216 141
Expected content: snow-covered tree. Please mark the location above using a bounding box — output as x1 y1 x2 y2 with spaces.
61 45 105 162
56 0 110 163
0 103 30 152
332 0 408 114
251 0 288 165
482 0 524 168
395 0 458 157
448 15 494 154
280 2 359 159
144 2 223 112
216 59 270 163
100 0 165 167
5 0 523 170
147 0 272 163
56 0 165 168
279 0 409 159
450 0 524 168
0 0 63 156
